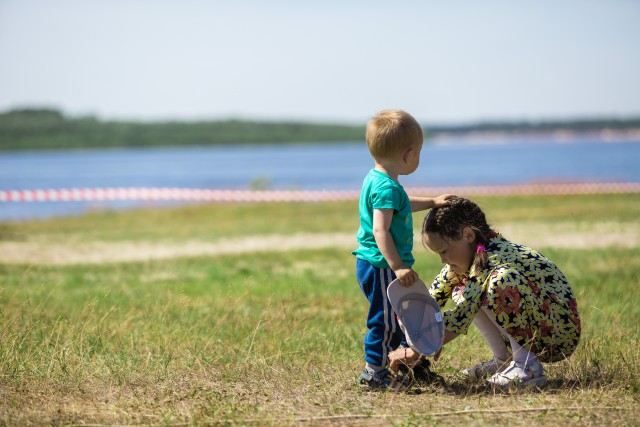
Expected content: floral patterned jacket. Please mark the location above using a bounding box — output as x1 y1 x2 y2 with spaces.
429 233 581 362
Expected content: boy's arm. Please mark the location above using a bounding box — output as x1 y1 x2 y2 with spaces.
372 208 418 286
409 194 455 212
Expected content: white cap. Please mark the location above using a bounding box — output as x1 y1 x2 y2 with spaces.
387 278 444 356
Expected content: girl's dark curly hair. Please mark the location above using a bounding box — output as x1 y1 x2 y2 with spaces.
422 197 494 272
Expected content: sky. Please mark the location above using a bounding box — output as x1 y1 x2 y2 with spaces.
1 0 639 124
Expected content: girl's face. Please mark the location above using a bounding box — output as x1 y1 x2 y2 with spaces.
423 228 475 275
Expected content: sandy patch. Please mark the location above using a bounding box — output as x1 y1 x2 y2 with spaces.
497 221 639 250
0 233 355 265
0 222 637 265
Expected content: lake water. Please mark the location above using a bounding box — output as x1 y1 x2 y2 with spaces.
1 136 639 221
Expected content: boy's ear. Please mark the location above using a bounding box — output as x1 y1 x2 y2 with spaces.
403 147 413 163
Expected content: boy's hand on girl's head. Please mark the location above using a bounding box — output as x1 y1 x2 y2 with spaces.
394 267 419 287
433 194 456 207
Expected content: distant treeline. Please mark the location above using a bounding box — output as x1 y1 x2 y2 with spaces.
0 108 365 151
428 119 640 134
1 108 639 151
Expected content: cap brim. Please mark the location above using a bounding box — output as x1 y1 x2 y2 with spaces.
387 278 431 308
387 278 444 356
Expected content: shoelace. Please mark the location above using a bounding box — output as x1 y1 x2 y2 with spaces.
500 361 534 380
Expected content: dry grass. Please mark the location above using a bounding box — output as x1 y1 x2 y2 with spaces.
1 246 638 426
1 195 639 425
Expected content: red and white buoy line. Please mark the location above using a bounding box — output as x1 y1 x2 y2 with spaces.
1 182 639 203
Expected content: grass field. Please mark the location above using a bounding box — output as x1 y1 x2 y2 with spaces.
1 194 639 425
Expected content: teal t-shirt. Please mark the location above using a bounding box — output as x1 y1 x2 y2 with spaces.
352 169 414 268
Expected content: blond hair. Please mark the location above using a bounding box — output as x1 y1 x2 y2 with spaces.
365 110 423 160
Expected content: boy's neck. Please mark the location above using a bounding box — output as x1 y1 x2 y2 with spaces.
374 162 400 182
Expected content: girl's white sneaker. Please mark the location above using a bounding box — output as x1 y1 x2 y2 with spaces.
487 360 547 388
461 357 510 379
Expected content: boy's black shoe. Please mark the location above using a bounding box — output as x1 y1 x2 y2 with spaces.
359 368 412 392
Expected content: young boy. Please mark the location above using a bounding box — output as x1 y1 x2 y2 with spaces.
353 110 451 390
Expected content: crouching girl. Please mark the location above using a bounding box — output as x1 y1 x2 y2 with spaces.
389 197 581 387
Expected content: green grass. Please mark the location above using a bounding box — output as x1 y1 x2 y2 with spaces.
2 193 639 242
1 194 639 425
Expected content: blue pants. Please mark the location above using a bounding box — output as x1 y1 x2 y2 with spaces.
356 258 406 367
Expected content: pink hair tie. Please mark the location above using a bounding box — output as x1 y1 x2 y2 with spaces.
476 244 487 254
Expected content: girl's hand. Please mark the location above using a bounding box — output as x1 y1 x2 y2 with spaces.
433 330 457 361
433 346 443 361
389 346 422 372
